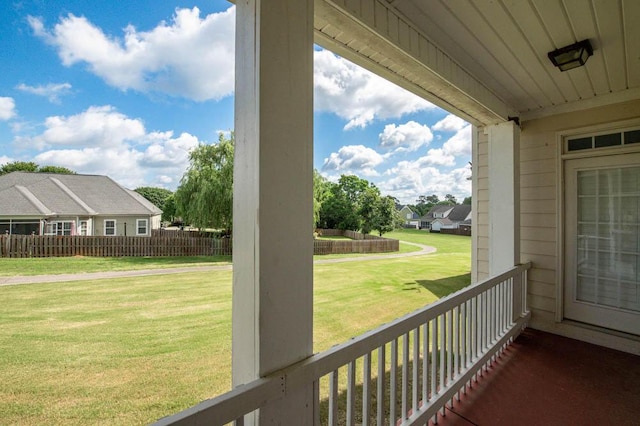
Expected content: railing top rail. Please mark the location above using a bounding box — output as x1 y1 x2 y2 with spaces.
153 262 531 426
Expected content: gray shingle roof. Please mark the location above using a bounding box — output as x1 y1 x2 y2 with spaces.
0 172 162 217
420 205 454 221
447 205 472 222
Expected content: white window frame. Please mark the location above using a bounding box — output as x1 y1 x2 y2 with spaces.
79 220 88 236
136 219 148 236
104 219 117 236
45 221 73 236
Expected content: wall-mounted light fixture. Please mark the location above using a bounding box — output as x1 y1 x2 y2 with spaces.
547 39 593 71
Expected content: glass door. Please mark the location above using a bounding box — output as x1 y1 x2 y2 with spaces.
564 154 640 335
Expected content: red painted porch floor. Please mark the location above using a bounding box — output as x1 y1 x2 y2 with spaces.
435 328 640 426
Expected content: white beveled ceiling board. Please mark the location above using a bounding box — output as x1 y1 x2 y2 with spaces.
228 0 637 123
315 0 517 126
626 0 640 88
376 0 638 121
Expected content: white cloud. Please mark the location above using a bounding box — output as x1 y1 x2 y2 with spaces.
314 50 435 129
35 147 144 187
140 131 199 168
442 124 472 157
17 106 202 189
433 114 467 132
158 175 174 184
380 161 471 204
0 97 16 120
322 145 384 176
16 82 72 103
29 6 236 101
379 121 433 152
0 155 13 166
418 149 455 167
20 105 145 149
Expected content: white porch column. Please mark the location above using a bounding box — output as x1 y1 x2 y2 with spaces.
233 0 314 424
487 121 520 275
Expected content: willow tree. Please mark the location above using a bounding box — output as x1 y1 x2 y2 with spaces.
175 133 234 234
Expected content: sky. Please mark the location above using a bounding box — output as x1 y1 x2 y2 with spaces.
0 0 472 205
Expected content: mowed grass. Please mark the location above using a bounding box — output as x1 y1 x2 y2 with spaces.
0 230 470 425
0 255 232 277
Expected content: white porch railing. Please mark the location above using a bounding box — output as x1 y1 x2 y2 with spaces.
154 262 531 426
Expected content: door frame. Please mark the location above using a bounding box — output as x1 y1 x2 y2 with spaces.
557 118 640 336
563 154 640 334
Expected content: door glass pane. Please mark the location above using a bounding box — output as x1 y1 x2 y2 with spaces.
576 166 640 313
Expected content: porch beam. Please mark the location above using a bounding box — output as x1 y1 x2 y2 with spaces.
233 0 315 424
314 0 517 126
487 121 520 275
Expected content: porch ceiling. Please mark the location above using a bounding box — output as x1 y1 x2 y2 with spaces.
315 0 640 126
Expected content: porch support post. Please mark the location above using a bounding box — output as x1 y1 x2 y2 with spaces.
487 121 520 275
233 0 314 424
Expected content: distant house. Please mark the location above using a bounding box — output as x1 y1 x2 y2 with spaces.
398 205 420 228
423 204 472 232
0 172 162 236
419 205 454 229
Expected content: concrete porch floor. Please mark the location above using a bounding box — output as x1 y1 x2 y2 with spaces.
436 328 640 426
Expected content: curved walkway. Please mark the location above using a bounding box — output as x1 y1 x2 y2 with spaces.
0 241 435 287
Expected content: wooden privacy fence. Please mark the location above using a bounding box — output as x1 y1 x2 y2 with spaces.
0 229 395 258
0 234 232 258
314 229 399 255
440 228 472 236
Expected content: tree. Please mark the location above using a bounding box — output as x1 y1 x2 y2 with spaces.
359 186 382 234
134 187 173 212
0 161 76 175
161 194 177 223
174 133 234 233
318 175 377 231
319 185 361 231
462 196 472 205
0 161 38 175
415 194 441 215
338 174 370 205
372 195 399 236
36 165 76 174
313 170 331 229
444 194 458 205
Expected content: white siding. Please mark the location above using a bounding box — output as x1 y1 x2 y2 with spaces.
474 128 490 281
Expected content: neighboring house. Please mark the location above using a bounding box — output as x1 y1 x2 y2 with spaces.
397 205 420 228
430 205 472 232
0 172 162 236
419 205 454 229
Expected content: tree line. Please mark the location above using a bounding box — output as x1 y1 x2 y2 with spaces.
160 133 400 236
2 136 470 237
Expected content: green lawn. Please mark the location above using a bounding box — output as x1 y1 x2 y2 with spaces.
0 230 470 425
0 255 232 277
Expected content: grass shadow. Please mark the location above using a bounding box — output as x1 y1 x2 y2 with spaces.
408 274 471 298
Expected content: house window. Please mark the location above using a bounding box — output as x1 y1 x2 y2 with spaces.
79 221 88 236
45 221 73 236
104 220 116 236
566 125 640 152
136 219 148 235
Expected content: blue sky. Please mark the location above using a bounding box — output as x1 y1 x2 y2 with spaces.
0 1 471 205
